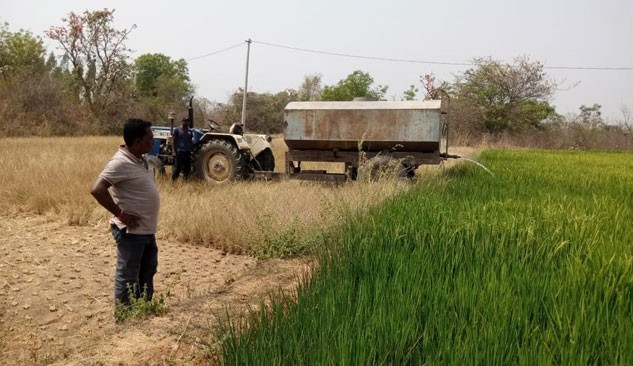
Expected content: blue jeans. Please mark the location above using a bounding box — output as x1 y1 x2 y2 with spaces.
110 224 158 306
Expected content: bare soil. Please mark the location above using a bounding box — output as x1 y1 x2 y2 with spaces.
0 215 310 365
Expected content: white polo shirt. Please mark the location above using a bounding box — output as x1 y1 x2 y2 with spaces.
99 147 160 235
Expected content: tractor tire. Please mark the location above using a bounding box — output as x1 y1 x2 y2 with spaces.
253 148 275 172
194 139 245 184
147 156 166 177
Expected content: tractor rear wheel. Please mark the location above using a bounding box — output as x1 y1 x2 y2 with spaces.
194 139 245 183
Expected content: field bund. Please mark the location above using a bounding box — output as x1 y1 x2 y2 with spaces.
221 150 633 364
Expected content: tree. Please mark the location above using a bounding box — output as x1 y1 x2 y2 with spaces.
578 104 604 129
321 70 387 101
45 9 136 112
0 22 88 137
402 85 418 101
452 57 558 133
297 73 322 101
216 88 296 134
134 53 192 98
133 53 193 121
618 105 631 127
564 103 610 149
0 22 46 81
420 74 451 100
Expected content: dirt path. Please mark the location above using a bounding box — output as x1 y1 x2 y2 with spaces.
0 215 310 365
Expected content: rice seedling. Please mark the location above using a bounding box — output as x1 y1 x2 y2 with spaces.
218 149 633 364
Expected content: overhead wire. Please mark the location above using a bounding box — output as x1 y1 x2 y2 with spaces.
252 40 473 67
186 39 633 71
186 42 244 61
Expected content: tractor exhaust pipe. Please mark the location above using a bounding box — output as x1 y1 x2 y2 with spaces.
188 96 194 129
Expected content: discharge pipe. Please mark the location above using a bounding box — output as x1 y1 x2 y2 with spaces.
440 152 461 159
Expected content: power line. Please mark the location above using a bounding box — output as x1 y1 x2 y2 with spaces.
186 42 244 61
542 65 633 71
254 40 633 71
253 40 472 67
187 39 633 71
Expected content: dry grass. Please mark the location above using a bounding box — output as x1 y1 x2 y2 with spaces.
0 136 116 221
0 136 467 256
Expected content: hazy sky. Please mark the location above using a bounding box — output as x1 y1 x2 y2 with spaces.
3 0 632 121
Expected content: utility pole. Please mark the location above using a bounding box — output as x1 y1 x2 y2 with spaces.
240 38 252 130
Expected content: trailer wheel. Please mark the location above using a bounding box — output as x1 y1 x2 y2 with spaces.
147 156 166 177
401 162 416 179
194 139 245 183
358 156 415 181
346 165 359 181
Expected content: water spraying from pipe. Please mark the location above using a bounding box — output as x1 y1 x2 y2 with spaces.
459 157 494 176
440 153 494 176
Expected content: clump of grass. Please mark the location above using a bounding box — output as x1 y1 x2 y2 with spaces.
115 287 167 323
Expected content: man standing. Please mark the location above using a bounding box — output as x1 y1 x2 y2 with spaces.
90 118 160 310
172 117 194 181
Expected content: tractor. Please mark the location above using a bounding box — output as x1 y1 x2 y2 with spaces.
147 98 275 183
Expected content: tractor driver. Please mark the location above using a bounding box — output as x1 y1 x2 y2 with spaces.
172 117 194 181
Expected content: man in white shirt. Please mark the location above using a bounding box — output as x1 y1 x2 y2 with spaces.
90 118 161 313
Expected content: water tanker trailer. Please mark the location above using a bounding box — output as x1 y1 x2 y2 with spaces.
277 100 453 182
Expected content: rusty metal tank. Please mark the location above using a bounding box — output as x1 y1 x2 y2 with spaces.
284 100 442 153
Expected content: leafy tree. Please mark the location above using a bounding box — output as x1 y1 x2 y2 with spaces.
452 57 558 133
517 99 558 130
564 103 609 149
217 89 296 134
0 22 46 81
298 73 322 101
321 70 387 101
578 104 604 129
45 52 76 91
133 53 193 122
0 22 88 137
402 85 418 101
134 53 192 98
45 9 135 112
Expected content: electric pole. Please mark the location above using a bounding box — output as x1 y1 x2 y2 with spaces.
240 38 252 130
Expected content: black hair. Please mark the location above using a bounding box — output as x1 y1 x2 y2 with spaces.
123 118 152 146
